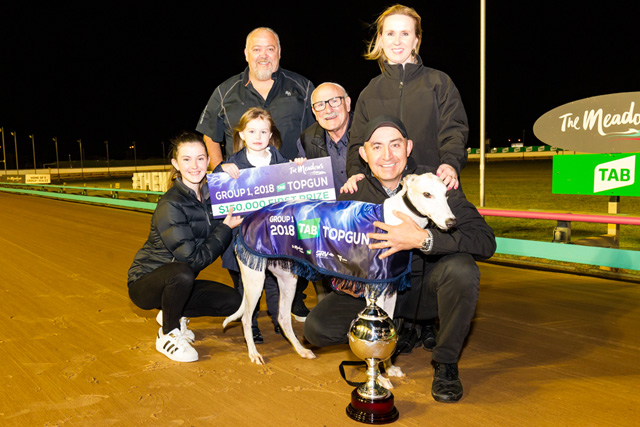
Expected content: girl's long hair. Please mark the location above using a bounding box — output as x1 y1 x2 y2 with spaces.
232 107 282 153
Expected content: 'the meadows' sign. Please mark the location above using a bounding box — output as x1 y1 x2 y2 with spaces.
533 92 640 153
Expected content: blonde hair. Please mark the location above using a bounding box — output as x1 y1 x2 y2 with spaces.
364 4 423 72
232 107 282 153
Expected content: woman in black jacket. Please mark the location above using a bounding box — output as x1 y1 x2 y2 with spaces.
346 4 469 192
128 131 242 362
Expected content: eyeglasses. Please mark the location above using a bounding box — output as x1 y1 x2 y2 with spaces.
312 96 345 112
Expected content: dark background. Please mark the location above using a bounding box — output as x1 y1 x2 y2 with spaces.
0 1 636 167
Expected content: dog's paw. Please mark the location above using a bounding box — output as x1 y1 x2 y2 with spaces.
298 349 316 360
386 364 405 378
377 374 394 390
249 352 266 365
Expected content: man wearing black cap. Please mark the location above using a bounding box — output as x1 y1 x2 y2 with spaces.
303 115 495 403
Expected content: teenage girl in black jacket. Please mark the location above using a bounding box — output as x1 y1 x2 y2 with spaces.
128 131 242 362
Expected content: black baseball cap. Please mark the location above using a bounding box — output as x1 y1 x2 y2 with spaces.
362 115 408 143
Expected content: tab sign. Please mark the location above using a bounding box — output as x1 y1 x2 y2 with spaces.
594 155 635 193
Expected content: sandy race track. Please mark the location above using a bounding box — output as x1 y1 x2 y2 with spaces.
1 192 639 426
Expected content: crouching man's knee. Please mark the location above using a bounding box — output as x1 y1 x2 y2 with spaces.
434 253 480 295
303 312 348 348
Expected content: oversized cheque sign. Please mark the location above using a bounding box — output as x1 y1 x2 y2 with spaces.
207 157 336 218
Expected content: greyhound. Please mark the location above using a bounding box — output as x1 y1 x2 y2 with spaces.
223 172 456 369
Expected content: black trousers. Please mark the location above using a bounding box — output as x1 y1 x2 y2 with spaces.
129 262 241 334
303 253 480 364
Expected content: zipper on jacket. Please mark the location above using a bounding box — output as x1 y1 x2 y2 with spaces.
202 197 212 227
399 65 405 121
198 180 212 227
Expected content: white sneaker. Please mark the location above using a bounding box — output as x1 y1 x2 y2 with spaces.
156 327 198 362
156 310 195 342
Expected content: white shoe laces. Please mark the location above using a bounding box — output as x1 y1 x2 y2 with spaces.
157 311 195 343
173 330 193 348
180 317 195 343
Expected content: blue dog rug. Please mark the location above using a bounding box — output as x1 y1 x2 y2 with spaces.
235 199 411 297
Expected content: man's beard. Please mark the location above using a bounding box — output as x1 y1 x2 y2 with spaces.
253 67 274 81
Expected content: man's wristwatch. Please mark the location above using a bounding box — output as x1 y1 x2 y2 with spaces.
420 229 434 253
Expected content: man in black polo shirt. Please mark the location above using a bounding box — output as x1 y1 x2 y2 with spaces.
196 27 315 168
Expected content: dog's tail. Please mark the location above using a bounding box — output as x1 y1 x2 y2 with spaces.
223 298 245 328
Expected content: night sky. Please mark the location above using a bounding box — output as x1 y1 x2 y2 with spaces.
1 1 636 168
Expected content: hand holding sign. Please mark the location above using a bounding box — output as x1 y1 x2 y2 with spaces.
222 206 243 229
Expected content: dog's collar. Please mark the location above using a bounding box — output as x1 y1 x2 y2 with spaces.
402 191 427 218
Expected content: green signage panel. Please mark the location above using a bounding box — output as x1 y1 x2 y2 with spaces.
552 153 639 196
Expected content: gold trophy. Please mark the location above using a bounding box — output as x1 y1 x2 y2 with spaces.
346 287 399 424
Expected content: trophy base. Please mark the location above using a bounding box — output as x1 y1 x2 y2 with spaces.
346 389 399 424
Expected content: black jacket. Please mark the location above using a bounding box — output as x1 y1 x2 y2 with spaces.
347 56 469 177
298 121 327 159
297 113 353 193
338 159 495 260
298 112 354 159
127 177 231 285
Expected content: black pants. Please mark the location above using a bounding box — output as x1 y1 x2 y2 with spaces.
304 253 480 364
129 262 241 334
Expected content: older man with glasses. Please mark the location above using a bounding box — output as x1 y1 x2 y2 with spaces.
295 82 353 302
296 82 353 194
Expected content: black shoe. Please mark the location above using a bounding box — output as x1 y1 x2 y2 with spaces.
421 324 437 352
274 324 282 335
291 300 310 322
431 361 463 403
252 327 264 344
395 326 421 354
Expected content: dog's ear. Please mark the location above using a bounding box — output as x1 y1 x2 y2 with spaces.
430 173 446 185
425 172 443 183
403 174 416 187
